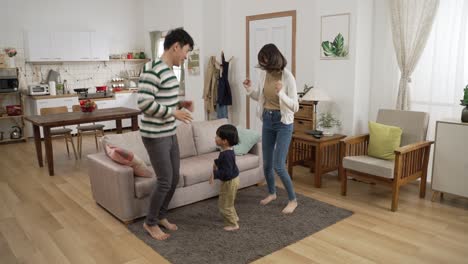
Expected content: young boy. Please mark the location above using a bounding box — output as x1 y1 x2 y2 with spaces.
210 124 240 231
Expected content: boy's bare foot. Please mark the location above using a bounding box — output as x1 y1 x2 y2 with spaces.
282 200 298 214
224 225 239 231
143 222 170 240
158 218 178 231
260 194 277 205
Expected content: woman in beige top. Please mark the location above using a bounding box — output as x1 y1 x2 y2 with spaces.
242 44 299 214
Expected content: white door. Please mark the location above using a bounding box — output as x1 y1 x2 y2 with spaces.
248 16 293 132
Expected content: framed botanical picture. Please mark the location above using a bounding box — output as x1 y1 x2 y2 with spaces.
320 13 350 60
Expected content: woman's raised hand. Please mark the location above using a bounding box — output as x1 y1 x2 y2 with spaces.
242 79 251 90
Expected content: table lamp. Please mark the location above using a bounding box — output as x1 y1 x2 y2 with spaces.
301 87 330 131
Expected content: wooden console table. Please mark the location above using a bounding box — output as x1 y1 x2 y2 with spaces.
288 133 346 188
25 107 140 176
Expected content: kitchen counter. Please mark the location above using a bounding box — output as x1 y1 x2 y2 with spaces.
28 94 78 100
27 89 137 100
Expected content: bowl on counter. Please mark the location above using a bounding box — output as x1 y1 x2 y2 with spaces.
74 88 89 93
96 86 107 92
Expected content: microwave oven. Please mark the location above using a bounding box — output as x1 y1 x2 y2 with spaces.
0 68 19 93
28 84 50 95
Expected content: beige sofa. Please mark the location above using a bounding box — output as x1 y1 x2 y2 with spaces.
87 118 263 223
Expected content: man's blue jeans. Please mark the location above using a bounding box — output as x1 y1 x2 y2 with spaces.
262 110 296 201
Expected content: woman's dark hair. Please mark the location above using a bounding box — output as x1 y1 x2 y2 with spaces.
164 28 194 51
257 43 287 72
216 124 239 146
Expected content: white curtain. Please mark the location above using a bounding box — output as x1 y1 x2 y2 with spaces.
410 0 468 140
388 0 440 110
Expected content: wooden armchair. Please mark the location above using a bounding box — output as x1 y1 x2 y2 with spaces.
339 109 433 211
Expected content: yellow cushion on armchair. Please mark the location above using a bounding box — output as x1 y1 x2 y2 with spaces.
368 121 402 160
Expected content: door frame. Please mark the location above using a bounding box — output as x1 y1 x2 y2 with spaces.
245 10 296 128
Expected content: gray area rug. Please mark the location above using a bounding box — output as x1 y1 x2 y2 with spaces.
128 186 353 264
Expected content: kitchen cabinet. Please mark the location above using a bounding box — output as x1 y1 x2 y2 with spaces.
26 96 80 137
94 99 116 129
115 92 140 127
90 32 110 61
0 92 26 144
24 32 52 62
24 32 109 62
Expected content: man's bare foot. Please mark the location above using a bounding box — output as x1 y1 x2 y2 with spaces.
143 223 170 240
260 194 277 205
224 225 239 231
158 218 178 231
282 200 298 214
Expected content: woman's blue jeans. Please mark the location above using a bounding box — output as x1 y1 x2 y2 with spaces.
262 110 296 201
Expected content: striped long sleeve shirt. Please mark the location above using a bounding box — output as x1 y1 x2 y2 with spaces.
138 59 180 138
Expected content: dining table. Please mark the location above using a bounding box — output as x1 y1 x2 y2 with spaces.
25 107 141 176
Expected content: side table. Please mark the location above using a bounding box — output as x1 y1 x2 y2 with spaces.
288 133 346 188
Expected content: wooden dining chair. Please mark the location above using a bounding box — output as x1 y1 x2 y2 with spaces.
40 106 78 160
72 105 105 158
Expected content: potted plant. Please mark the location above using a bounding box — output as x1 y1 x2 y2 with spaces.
461 84 468 122
318 112 341 136
4 48 17 68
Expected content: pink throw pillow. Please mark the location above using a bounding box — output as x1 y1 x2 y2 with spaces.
105 144 154 178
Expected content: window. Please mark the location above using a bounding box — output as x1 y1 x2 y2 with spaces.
410 0 468 139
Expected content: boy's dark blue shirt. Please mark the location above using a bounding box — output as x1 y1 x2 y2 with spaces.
213 149 239 181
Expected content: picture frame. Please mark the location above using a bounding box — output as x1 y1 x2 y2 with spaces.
320 13 350 60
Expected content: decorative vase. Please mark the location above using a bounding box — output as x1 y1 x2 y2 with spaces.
8 57 15 68
462 106 468 123
322 127 334 136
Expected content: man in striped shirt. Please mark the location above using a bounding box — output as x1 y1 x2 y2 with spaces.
138 28 194 241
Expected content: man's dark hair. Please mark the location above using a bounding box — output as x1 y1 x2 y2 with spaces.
257 43 287 72
164 28 194 51
216 124 239 146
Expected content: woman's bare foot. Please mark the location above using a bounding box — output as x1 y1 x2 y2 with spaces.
260 194 277 205
158 218 178 231
224 225 239 231
143 222 170 240
282 200 298 214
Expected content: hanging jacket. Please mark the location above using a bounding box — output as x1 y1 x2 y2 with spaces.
203 56 219 114
217 52 232 106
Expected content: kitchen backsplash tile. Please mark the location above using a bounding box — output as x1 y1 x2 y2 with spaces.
10 48 144 94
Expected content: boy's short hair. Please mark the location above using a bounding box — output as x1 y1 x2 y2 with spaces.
164 28 194 51
216 124 239 147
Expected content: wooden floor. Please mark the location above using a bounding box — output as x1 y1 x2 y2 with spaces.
0 135 467 264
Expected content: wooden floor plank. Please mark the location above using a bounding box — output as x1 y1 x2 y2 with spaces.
0 135 467 263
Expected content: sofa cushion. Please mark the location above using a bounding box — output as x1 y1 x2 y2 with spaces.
180 152 219 186
235 153 260 172
176 121 197 158
134 166 184 199
343 155 394 179
105 144 154 178
368 121 402 160
234 126 261 155
192 118 228 155
101 131 151 165
134 176 157 199
180 151 260 187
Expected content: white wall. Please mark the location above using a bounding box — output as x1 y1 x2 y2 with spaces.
220 0 321 126
142 0 221 122
0 0 145 55
368 0 400 122
353 0 373 134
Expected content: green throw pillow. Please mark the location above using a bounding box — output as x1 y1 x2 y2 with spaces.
233 126 261 156
368 121 402 160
